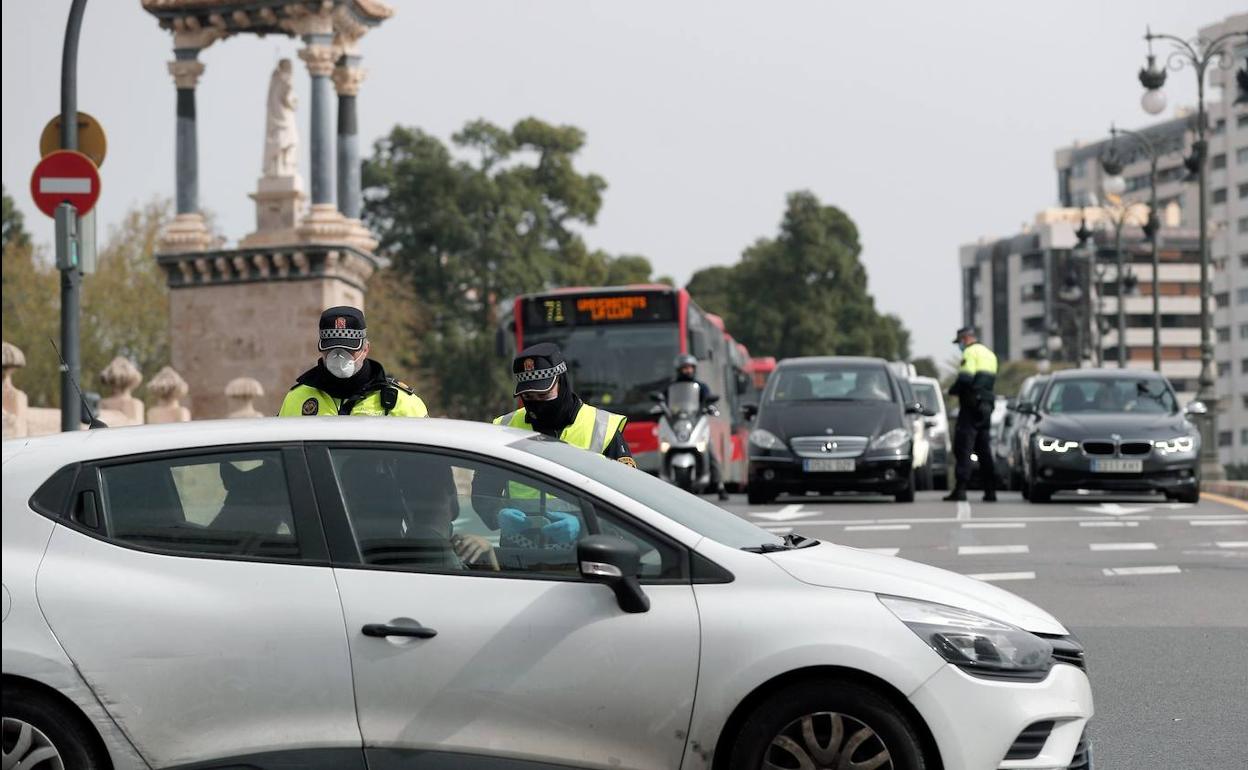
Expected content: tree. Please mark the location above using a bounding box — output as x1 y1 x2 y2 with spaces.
1 198 172 407
912 356 940 380
2 184 30 250
686 191 910 362
363 118 653 417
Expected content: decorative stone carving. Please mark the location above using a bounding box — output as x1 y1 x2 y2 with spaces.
331 64 366 96
99 356 145 425
281 2 335 38
3 341 29 439
172 24 225 51
226 377 266 418
147 366 191 423
158 212 215 254
298 42 337 77
168 58 206 89
263 59 299 178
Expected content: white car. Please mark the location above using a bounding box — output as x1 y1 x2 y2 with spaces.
3 419 1093 770
911 377 951 490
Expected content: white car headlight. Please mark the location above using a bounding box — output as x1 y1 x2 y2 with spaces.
1153 436 1196 455
749 428 781 449
880 596 1054 681
870 428 910 450
1036 435 1079 453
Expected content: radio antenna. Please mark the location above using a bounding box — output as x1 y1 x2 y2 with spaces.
48 337 107 429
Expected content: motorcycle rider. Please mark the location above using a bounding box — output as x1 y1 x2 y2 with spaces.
668 353 729 500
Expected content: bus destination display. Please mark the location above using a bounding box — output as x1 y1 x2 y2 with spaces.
525 293 676 328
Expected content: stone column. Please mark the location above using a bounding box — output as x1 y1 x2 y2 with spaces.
333 56 365 220
300 35 337 208
158 28 221 253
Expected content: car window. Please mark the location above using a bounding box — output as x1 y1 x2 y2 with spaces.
768 365 894 403
327 447 680 580
913 383 941 415
1043 378 1177 415
98 451 299 559
516 435 784 551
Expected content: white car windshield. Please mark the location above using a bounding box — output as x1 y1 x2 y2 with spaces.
515 436 785 550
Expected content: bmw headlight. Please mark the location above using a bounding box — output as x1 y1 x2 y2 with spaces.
1036 435 1079 453
880 596 1053 681
749 428 782 449
1153 436 1196 455
870 428 910 450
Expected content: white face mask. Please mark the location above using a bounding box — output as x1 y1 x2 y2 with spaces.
325 349 360 379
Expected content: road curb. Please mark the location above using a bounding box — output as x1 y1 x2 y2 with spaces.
1201 481 1248 501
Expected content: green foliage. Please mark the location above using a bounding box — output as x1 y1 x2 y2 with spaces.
1 199 172 407
2 184 30 250
685 191 909 361
362 118 654 418
912 356 940 379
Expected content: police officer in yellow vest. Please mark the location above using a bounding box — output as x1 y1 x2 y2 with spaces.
278 306 428 418
944 326 999 502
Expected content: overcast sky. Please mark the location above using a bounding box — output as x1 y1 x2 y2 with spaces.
2 1 1241 362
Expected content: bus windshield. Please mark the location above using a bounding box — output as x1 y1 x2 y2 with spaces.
524 323 679 420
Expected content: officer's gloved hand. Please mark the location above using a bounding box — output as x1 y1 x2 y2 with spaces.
496 507 528 537
542 510 581 544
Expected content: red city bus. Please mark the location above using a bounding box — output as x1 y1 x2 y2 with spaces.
746 356 777 399
512 285 751 486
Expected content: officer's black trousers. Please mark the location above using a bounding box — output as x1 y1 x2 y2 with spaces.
953 418 996 491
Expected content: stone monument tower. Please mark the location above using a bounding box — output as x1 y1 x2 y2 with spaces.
141 0 391 417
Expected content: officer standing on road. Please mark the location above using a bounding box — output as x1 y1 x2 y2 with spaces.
670 353 729 500
278 306 427 418
944 326 998 502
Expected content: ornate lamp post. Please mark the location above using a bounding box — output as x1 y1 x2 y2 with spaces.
1139 25 1247 480
1091 157 1144 369
1100 124 1163 371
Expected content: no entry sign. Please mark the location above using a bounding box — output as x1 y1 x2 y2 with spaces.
30 149 100 218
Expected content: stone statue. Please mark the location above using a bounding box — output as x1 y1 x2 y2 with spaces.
263 59 298 178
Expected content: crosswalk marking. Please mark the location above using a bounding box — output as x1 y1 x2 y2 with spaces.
957 544 1029 555
1102 565 1181 576
1216 541 1248 549
1089 542 1157 551
845 524 911 531
962 522 1026 529
1189 519 1247 526
965 571 1036 582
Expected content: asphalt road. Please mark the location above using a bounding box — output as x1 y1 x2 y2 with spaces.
719 489 1248 769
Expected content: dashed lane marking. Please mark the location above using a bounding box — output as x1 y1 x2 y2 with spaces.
1080 521 1140 527
763 526 793 535
962 522 1025 529
957 544 1029 556
956 501 971 521
1216 541 1248 548
1189 519 1247 527
965 571 1036 582
1102 565 1181 576
844 524 911 531
1088 542 1157 551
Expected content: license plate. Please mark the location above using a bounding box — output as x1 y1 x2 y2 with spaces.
804 459 855 472
1092 459 1143 473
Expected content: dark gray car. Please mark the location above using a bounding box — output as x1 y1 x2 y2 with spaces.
1018 369 1201 503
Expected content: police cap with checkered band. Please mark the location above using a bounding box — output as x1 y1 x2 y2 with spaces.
318 306 367 352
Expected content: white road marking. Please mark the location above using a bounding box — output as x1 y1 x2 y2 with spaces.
1216 541 1248 549
1079 503 1152 516
962 522 1025 529
1189 519 1247 526
1089 542 1157 551
1080 521 1140 528
956 501 971 521
750 504 812 522
763 526 793 535
1102 565 1181 576
860 547 900 556
845 524 911 531
965 571 1036 582
958 544 1029 555
735 513 1245 528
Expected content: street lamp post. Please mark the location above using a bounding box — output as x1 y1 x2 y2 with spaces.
1139 26 1248 481
1100 124 1162 371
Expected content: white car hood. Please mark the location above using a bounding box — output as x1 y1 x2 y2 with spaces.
769 542 1067 635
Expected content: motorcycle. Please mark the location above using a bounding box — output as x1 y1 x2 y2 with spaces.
651 381 720 493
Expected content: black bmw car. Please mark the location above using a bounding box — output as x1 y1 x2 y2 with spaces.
1018 368 1202 503
744 357 928 504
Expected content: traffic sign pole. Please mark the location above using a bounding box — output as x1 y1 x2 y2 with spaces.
59 0 88 432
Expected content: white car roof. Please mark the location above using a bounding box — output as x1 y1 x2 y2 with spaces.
2 417 535 465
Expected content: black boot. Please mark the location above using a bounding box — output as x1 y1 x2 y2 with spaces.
983 489 998 502
942 486 967 502
717 484 729 501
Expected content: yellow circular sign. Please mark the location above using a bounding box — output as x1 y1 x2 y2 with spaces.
40 112 107 167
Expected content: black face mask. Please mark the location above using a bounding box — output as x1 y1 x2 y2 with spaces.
677 368 695 381
523 376 581 435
